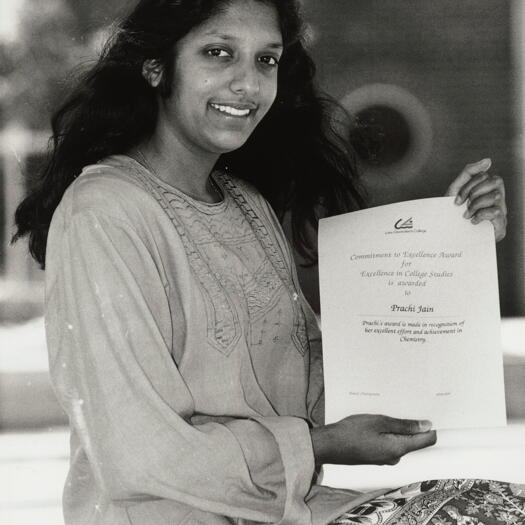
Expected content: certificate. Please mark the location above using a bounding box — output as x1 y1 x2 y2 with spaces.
318 197 506 431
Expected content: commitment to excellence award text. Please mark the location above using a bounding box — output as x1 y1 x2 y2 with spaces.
319 197 506 430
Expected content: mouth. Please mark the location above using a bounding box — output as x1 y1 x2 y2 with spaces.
209 102 256 118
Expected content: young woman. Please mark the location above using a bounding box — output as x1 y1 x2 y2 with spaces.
13 1 513 524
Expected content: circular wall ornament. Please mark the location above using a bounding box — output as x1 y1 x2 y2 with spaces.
341 83 433 186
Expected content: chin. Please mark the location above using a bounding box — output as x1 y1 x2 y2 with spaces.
208 133 252 154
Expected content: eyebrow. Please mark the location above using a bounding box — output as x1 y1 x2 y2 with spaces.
202 32 283 49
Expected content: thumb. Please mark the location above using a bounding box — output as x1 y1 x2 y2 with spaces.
382 417 433 435
400 429 438 455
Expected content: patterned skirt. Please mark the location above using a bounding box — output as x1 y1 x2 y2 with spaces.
331 479 525 524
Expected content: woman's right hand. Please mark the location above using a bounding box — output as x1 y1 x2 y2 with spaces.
310 414 437 466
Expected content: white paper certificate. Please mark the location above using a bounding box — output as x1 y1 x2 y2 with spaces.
318 197 506 430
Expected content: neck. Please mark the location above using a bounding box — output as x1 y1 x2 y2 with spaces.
135 120 222 203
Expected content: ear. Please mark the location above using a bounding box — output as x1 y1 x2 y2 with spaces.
142 59 164 88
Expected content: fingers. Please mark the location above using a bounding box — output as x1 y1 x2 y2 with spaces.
382 429 437 465
446 158 492 197
402 429 438 453
378 417 437 465
459 173 505 209
460 173 507 241
447 160 507 242
455 173 489 206
470 205 506 225
470 207 507 241
464 190 505 220
380 416 432 435
467 173 505 202
332 414 438 466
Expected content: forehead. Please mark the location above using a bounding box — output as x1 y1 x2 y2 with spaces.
190 0 282 44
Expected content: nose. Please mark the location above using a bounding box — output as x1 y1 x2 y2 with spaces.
229 60 260 98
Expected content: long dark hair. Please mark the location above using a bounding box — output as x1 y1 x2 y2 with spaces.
13 0 365 268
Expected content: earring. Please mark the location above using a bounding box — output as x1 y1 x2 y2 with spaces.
142 59 163 87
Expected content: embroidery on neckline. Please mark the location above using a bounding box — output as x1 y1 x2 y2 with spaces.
125 160 308 357
215 174 308 356
129 164 241 355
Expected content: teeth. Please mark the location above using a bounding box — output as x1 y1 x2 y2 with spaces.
211 103 251 117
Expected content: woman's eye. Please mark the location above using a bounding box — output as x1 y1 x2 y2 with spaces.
259 55 279 68
206 48 231 58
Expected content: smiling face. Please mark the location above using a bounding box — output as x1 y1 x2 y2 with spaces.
156 0 283 157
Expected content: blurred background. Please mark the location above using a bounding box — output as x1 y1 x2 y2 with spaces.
0 0 524 523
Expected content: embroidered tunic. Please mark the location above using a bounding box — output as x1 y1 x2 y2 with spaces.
45 155 374 524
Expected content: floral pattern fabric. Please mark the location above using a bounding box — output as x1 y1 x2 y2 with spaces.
331 480 525 525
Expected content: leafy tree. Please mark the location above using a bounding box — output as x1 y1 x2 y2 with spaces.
1 0 129 130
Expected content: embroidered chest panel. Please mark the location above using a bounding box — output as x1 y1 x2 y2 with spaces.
130 167 308 357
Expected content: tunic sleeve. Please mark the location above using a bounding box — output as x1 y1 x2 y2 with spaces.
45 207 315 524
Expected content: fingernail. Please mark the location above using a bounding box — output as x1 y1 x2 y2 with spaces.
463 209 470 219
480 158 492 169
455 196 462 205
419 420 432 432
